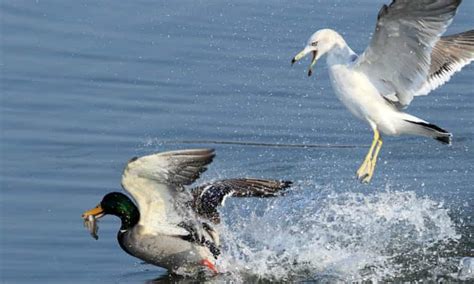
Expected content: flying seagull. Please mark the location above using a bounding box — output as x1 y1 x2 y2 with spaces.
291 0 474 183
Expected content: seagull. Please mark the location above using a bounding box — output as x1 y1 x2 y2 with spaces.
291 0 474 183
82 149 292 275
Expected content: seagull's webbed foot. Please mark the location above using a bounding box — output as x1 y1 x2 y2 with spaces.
356 157 374 184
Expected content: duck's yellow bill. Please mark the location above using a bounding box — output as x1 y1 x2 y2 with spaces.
82 205 104 219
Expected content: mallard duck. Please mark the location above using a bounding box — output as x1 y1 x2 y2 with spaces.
82 148 291 275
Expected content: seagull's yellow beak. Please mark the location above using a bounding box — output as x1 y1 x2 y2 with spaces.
291 46 318 77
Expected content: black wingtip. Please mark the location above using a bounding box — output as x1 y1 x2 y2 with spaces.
280 180 293 189
273 180 293 197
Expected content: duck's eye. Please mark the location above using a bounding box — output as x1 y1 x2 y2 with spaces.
311 41 318 47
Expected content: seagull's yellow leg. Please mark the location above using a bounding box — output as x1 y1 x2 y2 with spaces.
356 129 379 176
356 128 381 183
361 136 383 183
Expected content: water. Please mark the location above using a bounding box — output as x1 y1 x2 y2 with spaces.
1 0 473 282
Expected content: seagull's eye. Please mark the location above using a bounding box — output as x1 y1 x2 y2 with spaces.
311 41 318 47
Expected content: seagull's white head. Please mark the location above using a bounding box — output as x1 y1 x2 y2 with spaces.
291 29 346 76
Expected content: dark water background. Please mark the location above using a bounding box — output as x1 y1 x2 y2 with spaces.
1 0 473 282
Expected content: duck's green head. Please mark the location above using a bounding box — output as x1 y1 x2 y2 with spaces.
82 192 140 231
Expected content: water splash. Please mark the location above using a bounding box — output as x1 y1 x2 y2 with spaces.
457 257 474 280
216 185 462 282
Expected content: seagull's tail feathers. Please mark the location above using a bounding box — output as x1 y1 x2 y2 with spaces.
399 113 452 145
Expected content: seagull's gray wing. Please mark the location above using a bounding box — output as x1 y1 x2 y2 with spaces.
191 178 292 224
354 0 462 107
417 30 474 96
121 148 215 235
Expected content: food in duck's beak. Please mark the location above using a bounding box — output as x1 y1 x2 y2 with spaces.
83 214 99 240
82 205 105 240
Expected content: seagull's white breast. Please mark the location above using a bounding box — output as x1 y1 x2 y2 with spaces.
327 62 392 121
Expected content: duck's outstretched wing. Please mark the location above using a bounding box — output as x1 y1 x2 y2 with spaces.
191 178 292 224
121 149 215 236
355 0 462 107
416 30 474 96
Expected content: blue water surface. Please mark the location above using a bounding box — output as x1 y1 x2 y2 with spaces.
1 0 473 282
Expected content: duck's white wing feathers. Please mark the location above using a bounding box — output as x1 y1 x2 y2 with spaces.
354 0 462 107
121 149 215 236
417 30 474 96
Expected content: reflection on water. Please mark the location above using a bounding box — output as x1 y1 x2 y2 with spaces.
1 0 473 282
